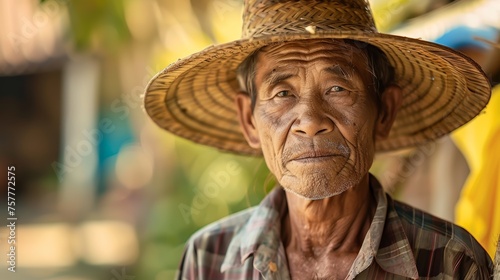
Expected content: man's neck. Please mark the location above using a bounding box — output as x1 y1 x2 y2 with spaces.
281 174 376 256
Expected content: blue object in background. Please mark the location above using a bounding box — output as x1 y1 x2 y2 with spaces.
434 25 498 50
97 111 135 195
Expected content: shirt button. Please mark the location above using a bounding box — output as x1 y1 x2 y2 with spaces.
268 261 277 272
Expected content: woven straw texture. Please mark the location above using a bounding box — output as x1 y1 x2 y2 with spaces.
144 0 491 156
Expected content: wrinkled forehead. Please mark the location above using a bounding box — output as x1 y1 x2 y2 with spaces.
255 39 372 82
259 39 368 62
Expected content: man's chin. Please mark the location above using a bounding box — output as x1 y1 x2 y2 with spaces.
280 178 355 200
278 173 363 200
282 187 348 200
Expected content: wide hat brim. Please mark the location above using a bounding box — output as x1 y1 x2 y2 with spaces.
144 31 491 156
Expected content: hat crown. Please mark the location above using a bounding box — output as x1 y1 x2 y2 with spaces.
242 0 378 38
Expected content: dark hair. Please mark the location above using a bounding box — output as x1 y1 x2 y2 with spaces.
236 40 396 111
236 48 260 109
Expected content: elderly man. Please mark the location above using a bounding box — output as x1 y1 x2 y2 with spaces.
144 0 493 279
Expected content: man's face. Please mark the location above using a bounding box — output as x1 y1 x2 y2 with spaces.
237 40 395 199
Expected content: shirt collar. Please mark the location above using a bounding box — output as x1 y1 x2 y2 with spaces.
373 182 419 278
221 175 419 279
221 186 287 274
346 175 419 279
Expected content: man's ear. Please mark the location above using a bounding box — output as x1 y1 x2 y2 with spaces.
235 92 261 149
375 85 403 140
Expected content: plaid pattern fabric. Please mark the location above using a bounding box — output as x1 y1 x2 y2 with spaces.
177 175 493 279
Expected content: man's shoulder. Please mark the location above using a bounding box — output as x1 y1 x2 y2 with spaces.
177 207 260 278
188 207 256 247
392 198 472 241
391 198 492 270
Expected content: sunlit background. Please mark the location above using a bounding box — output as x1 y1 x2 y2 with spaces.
1 0 499 279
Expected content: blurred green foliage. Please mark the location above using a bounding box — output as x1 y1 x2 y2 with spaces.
67 0 131 51
41 0 131 51
137 136 272 278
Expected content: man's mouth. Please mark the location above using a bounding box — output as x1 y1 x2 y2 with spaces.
290 151 341 163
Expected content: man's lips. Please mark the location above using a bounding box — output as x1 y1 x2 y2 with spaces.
288 151 342 163
282 140 350 166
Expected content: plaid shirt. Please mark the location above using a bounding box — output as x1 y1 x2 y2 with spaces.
177 175 493 279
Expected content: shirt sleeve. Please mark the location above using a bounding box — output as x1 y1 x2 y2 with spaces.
463 260 493 280
176 240 199 280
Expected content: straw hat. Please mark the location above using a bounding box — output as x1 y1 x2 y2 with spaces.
144 0 491 156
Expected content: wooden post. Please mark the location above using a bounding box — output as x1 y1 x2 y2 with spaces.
58 56 100 218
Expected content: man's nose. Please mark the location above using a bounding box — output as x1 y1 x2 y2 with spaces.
292 100 334 137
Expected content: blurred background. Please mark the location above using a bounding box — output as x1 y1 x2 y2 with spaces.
0 0 498 279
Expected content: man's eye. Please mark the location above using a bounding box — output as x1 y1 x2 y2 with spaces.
329 86 345 93
275 90 290 97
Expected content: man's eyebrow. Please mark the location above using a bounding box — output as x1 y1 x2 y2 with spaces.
322 64 352 79
262 70 294 88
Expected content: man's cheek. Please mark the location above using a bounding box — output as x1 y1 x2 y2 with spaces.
274 111 297 133
261 141 281 176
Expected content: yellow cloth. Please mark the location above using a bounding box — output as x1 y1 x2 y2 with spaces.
453 85 500 259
